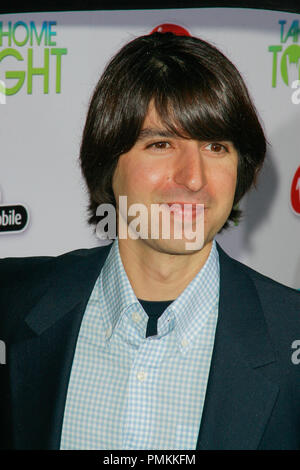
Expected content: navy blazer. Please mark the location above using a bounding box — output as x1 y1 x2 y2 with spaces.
0 242 300 450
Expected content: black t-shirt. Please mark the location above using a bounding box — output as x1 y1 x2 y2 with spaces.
138 298 174 337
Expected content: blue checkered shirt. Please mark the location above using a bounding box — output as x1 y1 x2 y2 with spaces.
60 238 220 450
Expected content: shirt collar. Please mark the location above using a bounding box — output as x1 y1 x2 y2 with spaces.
96 238 219 349
99 238 140 339
170 239 219 351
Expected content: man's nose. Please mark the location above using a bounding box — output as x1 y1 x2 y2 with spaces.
173 141 207 192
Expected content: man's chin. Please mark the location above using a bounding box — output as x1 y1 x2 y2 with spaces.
137 236 207 256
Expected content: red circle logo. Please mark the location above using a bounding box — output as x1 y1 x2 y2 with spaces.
150 24 191 36
290 166 300 215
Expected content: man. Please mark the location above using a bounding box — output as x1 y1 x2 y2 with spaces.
1 32 300 450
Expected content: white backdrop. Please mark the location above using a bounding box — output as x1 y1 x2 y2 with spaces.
0 8 299 289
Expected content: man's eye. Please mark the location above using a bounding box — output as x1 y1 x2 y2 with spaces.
148 141 171 150
205 142 228 153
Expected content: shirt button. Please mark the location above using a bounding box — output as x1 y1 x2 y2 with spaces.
132 311 141 323
137 371 147 382
105 325 112 339
181 337 188 348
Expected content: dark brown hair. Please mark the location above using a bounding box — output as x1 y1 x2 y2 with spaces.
80 32 266 231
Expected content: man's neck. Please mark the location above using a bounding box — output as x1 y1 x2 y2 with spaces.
117 238 213 301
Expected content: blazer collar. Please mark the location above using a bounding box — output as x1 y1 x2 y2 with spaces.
24 243 113 337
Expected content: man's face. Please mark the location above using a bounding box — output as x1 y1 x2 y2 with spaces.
112 103 238 255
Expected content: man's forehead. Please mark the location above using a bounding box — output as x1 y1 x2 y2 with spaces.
138 101 236 147
142 102 165 128
139 102 187 139
137 127 179 141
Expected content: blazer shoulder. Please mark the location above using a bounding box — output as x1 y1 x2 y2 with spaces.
0 245 110 339
232 256 300 300
220 248 300 337
0 246 107 283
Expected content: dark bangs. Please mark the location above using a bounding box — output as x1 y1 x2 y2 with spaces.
150 63 242 144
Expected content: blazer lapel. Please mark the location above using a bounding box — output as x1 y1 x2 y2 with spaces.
196 243 279 450
8 244 113 449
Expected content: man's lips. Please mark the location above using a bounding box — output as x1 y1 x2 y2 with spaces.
164 202 205 218
166 202 204 210
166 202 203 207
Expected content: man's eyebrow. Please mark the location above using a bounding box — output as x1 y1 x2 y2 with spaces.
136 128 178 141
136 128 235 146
